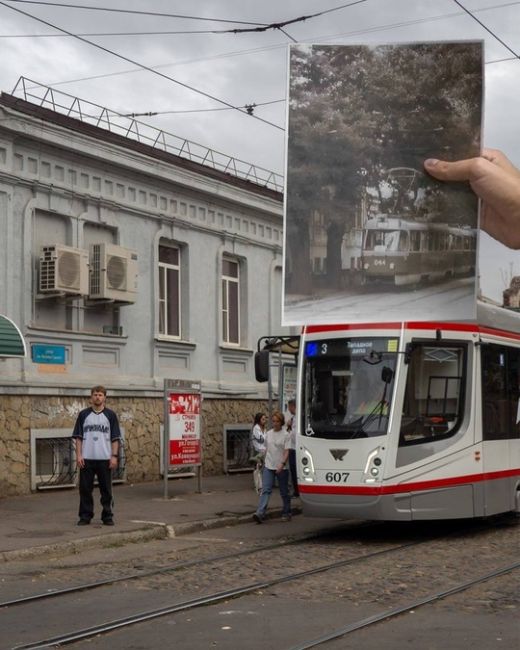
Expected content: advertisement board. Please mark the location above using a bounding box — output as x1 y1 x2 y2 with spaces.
167 391 201 466
163 379 203 498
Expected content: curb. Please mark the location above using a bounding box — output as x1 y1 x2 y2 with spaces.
0 506 303 562
0 525 167 563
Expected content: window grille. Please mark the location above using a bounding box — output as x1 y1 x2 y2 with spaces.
223 424 253 473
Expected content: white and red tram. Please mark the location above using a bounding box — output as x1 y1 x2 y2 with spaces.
296 302 520 520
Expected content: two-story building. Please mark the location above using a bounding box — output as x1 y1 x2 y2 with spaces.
0 81 288 496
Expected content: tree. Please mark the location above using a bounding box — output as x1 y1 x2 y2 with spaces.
285 42 482 296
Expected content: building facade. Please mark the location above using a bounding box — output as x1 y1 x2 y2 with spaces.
0 87 288 496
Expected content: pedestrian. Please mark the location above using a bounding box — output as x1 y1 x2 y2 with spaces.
253 411 292 523
424 149 520 250
250 412 267 493
284 399 299 498
72 385 122 526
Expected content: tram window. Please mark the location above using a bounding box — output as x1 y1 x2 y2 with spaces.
399 343 466 446
410 231 420 251
481 344 520 440
365 230 402 252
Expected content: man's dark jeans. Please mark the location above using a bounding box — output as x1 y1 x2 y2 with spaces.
78 459 113 522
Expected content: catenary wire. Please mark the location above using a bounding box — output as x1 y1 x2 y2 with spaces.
12 1 519 90
0 0 370 37
120 99 285 117
0 1 285 131
1 0 271 25
451 0 520 59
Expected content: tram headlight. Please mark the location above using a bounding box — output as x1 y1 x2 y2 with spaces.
300 447 316 482
373 457 382 466
370 467 379 476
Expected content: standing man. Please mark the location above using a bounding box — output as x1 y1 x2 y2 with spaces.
73 385 122 526
284 399 299 498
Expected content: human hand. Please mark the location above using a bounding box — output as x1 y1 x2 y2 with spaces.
109 456 118 470
76 454 85 469
424 149 520 249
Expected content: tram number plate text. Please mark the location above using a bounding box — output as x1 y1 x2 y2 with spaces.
325 472 349 483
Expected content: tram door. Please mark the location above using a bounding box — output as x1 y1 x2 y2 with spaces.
481 343 518 514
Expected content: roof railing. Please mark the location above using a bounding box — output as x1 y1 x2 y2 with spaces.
10 77 284 193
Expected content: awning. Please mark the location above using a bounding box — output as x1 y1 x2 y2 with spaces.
0 315 26 357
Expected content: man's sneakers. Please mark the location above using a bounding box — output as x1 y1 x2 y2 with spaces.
77 519 90 526
252 513 263 524
281 514 292 522
102 519 114 526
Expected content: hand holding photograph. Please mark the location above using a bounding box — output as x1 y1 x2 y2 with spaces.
283 41 483 325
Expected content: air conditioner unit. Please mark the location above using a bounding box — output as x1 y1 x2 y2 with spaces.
39 245 89 296
89 243 138 303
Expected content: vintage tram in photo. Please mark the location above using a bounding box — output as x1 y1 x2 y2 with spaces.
342 215 476 287
295 302 520 520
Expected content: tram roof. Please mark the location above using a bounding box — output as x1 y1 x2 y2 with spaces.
365 215 475 235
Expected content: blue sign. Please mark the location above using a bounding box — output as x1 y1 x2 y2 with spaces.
32 344 66 364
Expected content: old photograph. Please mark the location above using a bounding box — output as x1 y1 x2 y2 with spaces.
283 41 483 325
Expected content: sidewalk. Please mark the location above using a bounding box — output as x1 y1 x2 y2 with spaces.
0 473 300 562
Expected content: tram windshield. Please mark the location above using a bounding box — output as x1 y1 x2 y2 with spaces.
303 337 398 439
364 230 408 252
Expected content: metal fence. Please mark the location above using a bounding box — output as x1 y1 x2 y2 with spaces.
11 77 284 193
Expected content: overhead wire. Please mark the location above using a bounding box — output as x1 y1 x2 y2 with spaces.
120 99 286 117
451 0 520 60
0 0 376 130
2 0 370 35
0 0 285 130
0 0 371 38
1 0 271 25
2 0 519 124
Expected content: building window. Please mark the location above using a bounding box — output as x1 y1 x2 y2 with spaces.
222 257 240 345
159 245 180 338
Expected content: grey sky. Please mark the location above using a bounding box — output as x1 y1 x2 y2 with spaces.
1 0 519 302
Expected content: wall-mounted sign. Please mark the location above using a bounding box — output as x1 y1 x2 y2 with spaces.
31 344 66 365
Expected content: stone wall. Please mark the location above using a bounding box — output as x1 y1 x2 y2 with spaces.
0 394 267 497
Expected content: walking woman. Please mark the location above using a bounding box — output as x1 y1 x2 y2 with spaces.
250 412 267 493
253 411 292 523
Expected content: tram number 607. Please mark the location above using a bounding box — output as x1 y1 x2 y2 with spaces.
325 472 349 483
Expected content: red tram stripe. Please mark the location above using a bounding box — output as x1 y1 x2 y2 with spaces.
305 322 520 341
299 468 520 496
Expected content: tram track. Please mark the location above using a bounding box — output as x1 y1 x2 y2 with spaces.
8 517 516 650
0 522 373 609
6 523 516 650
10 537 431 650
289 560 520 650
